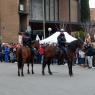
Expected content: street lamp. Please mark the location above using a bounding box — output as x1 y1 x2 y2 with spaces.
60 28 64 32
48 27 52 36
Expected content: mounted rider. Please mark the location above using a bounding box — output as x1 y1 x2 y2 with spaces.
22 31 38 55
22 31 32 48
57 28 67 55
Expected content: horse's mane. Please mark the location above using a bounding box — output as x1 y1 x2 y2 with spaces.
68 39 82 51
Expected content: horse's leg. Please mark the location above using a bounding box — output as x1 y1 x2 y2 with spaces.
21 63 24 76
48 59 52 75
31 59 34 74
42 58 47 75
27 62 30 74
57 55 61 65
17 62 20 76
67 60 73 77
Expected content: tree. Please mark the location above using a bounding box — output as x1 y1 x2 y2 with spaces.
80 0 90 22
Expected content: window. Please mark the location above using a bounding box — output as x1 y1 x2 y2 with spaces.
29 0 59 21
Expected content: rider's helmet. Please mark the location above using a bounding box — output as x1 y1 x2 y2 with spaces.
60 28 65 36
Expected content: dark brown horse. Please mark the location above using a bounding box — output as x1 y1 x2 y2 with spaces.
42 39 84 76
16 40 39 76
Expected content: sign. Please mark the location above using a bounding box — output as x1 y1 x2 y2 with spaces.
20 4 24 11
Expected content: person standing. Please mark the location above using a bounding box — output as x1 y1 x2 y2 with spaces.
85 44 94 68
39 44 45 64
18 32 23 45
4 45 10 63
0 43 2 62
85 33 91 45
78 49 85 66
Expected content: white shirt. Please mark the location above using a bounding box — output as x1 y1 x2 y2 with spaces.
18 35 22 44
78 50 85 58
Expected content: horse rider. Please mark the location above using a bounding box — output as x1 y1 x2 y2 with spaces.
22 32 31 48
57 28 67 55
22 31 37 55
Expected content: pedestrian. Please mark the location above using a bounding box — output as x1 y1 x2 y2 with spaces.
4 45 10 63
85 44 94 68
85 33 91 45
78 49 85 67
0 43 2 62
39 44 45 64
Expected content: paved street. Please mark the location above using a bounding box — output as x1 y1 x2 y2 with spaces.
0 63 95 95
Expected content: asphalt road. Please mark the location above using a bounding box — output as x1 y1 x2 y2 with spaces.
0 63 95 95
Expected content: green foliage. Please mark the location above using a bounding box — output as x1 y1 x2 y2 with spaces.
80 0 90 22
75 31 86 41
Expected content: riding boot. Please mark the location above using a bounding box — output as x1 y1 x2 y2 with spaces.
31 47 34 55
62 47 67 59
64 47 67 58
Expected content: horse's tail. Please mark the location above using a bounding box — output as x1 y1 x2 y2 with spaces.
17 47 23 68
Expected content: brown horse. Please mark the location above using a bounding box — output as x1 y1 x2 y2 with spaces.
16 40 39 76
42 39 84 76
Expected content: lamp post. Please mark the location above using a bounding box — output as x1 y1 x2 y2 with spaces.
48 27 52 36
43 0 45 38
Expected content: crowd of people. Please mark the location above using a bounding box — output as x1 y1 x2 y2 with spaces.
38 30 95 69
0 30 95 69
0 43 17 63
76 33 95 68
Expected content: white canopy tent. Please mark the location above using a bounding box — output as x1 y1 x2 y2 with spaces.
36 34 40 41
40 32 77 44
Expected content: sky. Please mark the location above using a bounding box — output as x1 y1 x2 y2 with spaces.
89 0 95 8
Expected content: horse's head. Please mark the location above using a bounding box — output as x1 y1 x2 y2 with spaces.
76 39 84 49
31 40 40 50
68 39 84 52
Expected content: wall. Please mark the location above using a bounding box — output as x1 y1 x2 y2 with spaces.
59 0 78 22
90 8 95 22
59 0 69 22
0 0 19 43
70 0 78 22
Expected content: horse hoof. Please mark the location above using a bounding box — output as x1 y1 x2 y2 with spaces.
21 74 24 76
42 71 45 75
32 72 34 74
69 73 73 77
27 71 30 74
49 72 53 75
18 74 20 76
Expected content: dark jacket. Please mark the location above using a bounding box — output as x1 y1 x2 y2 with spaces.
22 32 31 47
86 45 95 56
57 33 66 47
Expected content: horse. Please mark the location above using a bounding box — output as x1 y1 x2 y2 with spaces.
42 39 84 76
16 40 39 76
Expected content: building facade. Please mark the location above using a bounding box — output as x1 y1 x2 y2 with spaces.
0 0 80 43
90 8 95 22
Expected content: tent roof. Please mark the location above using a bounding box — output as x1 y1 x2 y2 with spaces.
40 31 77 44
